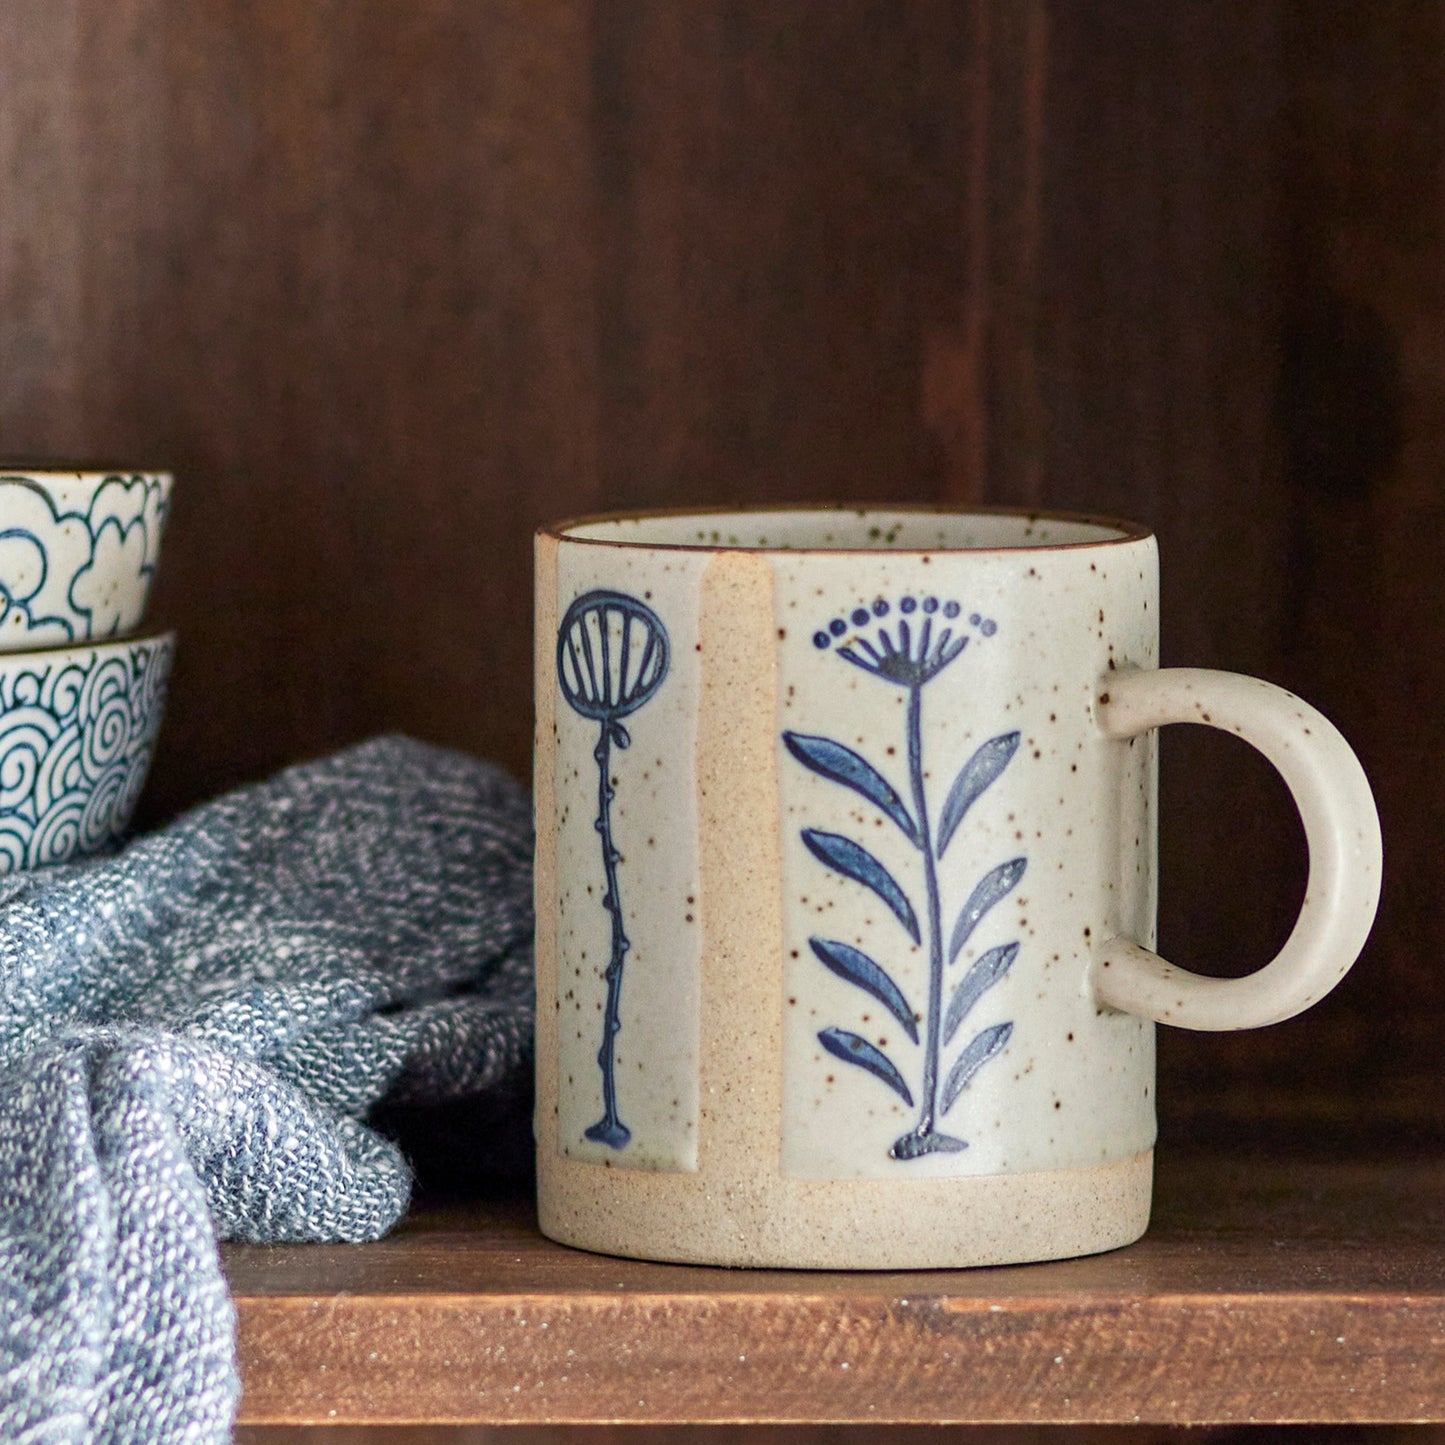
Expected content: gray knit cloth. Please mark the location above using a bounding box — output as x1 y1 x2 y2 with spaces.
0 736 534 1443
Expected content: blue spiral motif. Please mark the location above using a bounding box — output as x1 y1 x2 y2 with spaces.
35 726 83 818
0 824 26 873
30 792 85 868
0 640 171 872
117 742 154 827
80 657 133 774
0 709 60 811
80 763 128 851
45 663 87 727
138 642 171 723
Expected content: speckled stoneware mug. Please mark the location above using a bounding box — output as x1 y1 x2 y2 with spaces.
534 507 1382 1269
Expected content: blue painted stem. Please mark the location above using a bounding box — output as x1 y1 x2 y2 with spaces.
585 722 632 1149
891 680 964 1159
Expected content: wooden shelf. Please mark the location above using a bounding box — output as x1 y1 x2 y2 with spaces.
225 1150 1445 1427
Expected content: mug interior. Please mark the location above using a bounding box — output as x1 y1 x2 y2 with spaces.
553 507 1148 552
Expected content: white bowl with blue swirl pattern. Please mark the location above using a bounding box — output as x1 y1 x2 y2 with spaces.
0 632 173 871
0 469 171 650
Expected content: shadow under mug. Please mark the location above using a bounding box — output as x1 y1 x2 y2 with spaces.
534 506 1382 1268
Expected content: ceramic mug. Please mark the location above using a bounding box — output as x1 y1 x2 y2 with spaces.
534 507 1381 1268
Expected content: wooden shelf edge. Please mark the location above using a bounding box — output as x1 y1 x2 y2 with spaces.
226 1152 1445 1427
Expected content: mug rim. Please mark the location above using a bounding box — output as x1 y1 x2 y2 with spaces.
539 502 1154 554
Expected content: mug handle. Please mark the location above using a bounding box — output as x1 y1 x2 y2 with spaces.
1092 667 1382 1030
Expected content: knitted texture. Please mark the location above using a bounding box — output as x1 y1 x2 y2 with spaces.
0 737 534 1443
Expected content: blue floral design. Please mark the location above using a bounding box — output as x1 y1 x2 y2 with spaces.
0 639 172 872
556 589 669 1150
787 595 1023 1160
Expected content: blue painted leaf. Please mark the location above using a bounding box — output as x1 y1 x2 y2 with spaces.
783 732 919 845
818 1027 914 1106
943 941 1018 1046
890 1130 968 1159
936 731 1020 858
801 830 920 943
940 1021 1013 1115
809 937 918 1043
948 857 1028 963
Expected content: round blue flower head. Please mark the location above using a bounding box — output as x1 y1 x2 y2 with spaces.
557 590 669 730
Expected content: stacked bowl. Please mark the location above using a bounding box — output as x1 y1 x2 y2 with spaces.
0 466 174 871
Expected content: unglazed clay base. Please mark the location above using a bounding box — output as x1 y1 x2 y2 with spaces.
538 1149 1153 1269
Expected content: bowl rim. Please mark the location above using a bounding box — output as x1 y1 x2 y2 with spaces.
0 629 175 667
0 464 173 491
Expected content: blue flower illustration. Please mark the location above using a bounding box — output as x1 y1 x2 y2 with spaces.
788 595 1021 1161
557 589 669 1150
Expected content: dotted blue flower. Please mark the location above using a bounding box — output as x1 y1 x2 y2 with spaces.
810 597 999 688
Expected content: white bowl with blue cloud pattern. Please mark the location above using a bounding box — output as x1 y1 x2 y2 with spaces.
0 469 171 650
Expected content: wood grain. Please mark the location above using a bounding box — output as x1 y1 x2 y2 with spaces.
0 2 1440 1138
233 1430 1445 1445
226 1154 1445 1426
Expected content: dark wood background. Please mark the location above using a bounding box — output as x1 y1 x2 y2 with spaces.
1 0 1438 1146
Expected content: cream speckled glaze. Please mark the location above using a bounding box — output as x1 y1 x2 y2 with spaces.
534 507 1382 1268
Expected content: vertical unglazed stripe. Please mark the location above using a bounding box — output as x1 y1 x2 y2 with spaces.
695 551 784 1177
533 535 561 1159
